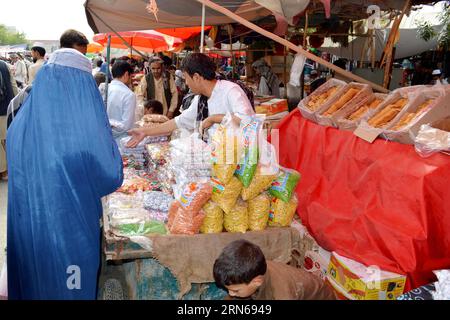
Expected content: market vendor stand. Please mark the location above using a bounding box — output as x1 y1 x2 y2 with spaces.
99 202 305 300
273 109 450 292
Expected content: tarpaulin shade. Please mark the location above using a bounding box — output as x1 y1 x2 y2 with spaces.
156 26 212 40
93 30 182 53
272 109 450 291
85 0 271 33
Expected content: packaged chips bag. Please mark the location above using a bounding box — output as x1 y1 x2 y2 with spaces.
211 113 240 185
178 182 212 213
269 167 301 202
241 166 277 201
248 193 270 231
167 200 206 235
211 176 243 214
268 195 298 227
200 201 224 234
224 199 249 233
235 115 265 188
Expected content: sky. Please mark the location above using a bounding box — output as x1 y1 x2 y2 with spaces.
0 0 95 41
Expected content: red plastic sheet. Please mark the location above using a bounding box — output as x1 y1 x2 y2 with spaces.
273 109 450 291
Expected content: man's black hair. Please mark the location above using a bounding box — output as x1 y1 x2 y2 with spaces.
112 61 134 79
60 29 89 49
213 240 267 289
180 53 216 80
168 65 176 71
31 46 46 57
144 99 164 114
96 60 103 68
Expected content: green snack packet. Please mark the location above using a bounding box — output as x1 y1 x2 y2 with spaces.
269 167 301 202
116 221 167 236
235 116 263 188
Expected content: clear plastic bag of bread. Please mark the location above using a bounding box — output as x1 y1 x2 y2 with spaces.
211 176 243 214
248 192 271 231
200 201 224 234
167 200 206 235
223 199 249 233
268 195 298 227
367 94 410 128
211 113 241 185
235 115 265 188
241 140 279 201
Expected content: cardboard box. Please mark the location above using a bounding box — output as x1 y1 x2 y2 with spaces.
303 248 331 280
315 82 372 128
297 78 347 123
327 252 406 300
354 90 414 143
337 93 388 132
256 98 288 116
382 88 450 144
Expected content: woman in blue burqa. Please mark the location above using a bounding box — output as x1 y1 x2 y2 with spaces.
6 30 123 299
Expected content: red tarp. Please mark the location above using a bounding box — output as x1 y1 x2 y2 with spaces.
273 109 450 291
156 26 212 40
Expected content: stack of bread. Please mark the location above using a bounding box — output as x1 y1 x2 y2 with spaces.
391 99 434 131
368 98 409 128
347 98 383 121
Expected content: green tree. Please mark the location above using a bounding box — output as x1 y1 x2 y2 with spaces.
416 1 450 49
0 24 28 45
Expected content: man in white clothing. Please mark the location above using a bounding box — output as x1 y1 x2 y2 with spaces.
28 46 46 84
127 53 254 148
106 60 137 143
11 54 28 88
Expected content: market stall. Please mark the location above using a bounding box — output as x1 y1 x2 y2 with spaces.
273 83 450 293
98 114 305 300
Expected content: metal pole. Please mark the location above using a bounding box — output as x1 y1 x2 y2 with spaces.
104 35 111 107
200 4 206 53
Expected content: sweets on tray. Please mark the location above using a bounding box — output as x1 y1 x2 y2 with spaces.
392 99 435 131
306 86 338 111
347 98 383 121
367 98 408 128
323 88 360 116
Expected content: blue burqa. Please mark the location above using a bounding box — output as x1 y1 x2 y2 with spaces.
6 49 123 299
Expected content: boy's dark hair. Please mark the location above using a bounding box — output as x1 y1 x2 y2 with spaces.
168 65 176 71
181 53 216 80
60 29 89 49
213 240 267 289
31 46 46 57
96 60 103 68
144 99 164 114
112 61 134 79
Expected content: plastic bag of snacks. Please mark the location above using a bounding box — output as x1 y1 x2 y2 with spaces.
241 166 277 201
200 201 224 234
178 182 213 213
269 167 301 202
235 115 265 187
117 177 152 194
168 201 206 235
143 191 174 212
268 195 298 227
115 220 167 236
211 176 243 214
224 199 248 233
248 193 271 231
211 113 241 185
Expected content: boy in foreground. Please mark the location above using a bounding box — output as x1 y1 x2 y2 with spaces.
213 240 337 300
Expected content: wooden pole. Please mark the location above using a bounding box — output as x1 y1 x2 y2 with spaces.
200 3 206 53
283 35 288 98
196 0 389 93
227 24 236 77
301 11 309 99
